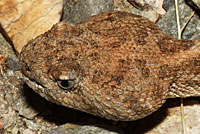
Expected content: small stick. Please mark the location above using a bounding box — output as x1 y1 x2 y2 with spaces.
180 11 195 34
175 0 181 40
180 98 186 134
175 0 187 134
179 9 195 134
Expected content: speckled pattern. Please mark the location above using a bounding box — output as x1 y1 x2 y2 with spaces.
20 11 200 121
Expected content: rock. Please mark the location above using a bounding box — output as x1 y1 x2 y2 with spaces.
0 0 63 54
5 54 21 71
13 89 46 120
22 129 34 134
142 99 200 134
157 0 200 39
45 124 123 134
62 0 114 23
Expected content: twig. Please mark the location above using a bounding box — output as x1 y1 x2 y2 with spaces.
180 11 195 34
174 0 187 134
180 98 187 134
175 0 181 39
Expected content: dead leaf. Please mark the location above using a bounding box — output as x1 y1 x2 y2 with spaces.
0 119 4 133
185 0 200 11
0 0 63 54
127 0 166 15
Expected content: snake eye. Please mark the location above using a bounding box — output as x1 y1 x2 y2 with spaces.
57 80 75 90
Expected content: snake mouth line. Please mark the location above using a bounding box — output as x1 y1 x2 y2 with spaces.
22 75 46 94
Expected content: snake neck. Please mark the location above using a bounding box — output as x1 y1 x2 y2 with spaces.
159 39 200 98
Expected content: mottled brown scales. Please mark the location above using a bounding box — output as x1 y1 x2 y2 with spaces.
20 11 200 121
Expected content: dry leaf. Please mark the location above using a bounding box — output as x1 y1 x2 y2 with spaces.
0 0 63 54
128 0 166 15
185 0 200 11
0 119 4 133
